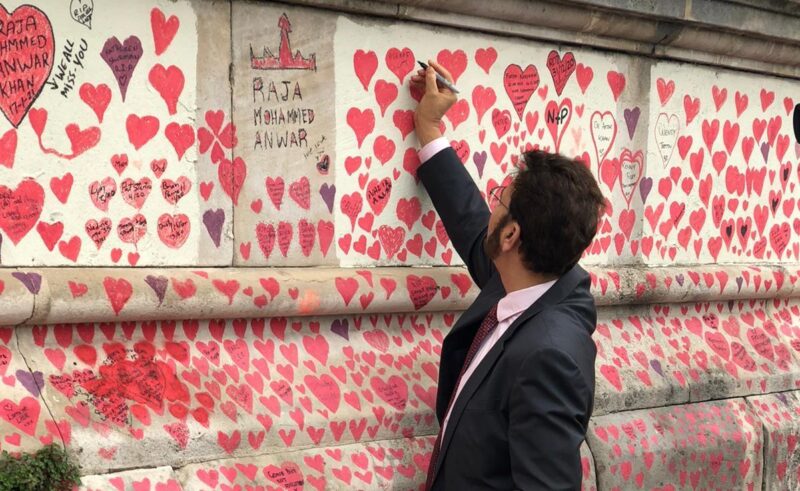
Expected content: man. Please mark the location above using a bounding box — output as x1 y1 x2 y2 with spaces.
410 60 606 490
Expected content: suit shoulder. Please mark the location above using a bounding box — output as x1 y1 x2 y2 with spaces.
507 307 597 371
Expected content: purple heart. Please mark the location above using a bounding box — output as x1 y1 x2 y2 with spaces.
675 274 684 286
776 392 788 405
649 359 663 377
624 107 640 139
12 272 41 294
203 208 225 247
16 369 43 396
473 151 487 178
760 142 770 163
319 183 336 213
639 177 653 203
735 276 743 292
100 35 143 102
331 319 349 340
145 275 168 306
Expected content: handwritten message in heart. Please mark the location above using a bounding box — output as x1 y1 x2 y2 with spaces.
0 5 55 127
101 36 143 101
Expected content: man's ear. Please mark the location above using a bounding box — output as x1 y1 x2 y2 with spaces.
501 220 521 252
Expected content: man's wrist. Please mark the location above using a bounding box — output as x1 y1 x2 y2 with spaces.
414 118 443 147
418 136 450 163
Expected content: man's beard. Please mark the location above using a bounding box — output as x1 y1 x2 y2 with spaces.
485 213 511 260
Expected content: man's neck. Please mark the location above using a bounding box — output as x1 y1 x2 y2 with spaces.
497 262 559 293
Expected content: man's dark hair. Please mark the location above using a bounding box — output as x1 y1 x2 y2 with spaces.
507 150 606 276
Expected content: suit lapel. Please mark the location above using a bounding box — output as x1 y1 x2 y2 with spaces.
431 265 588 483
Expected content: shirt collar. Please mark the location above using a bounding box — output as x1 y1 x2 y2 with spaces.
497 279 558 323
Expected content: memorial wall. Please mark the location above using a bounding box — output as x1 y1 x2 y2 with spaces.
0 0 798 489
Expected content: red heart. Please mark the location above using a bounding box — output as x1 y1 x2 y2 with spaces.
126 114 160 150
151 8 180 55
157 213 190 248
656 77 675 106
68 281 88 298
117 214 147 245
392 110 414 140
436 49 467 83
318 220 334 257
366 178 392 216
504 64 539 119
373 135 396 165
0 129 17 168
79 83 111 123
385 47 414 84
170 278 195 301
474 47 497 74
84 217 111 249
0 397 40 435
346 108 375 148
288 177 310 209
149 64 184 115
65 124 101 157
256 223 276 258
353 49 378 91
165 122 195 160
102 276 132 315
58 236 81 262
406 275 436 310
335 277 359 306
606 71 626 102
0 179 44 244
575 63 594 94
212 279 240 305
36 221 63 251
218 157 246 205
471 85 496 124
107 155 128 179
340 192 363 231
683 95 700 125
374 79 397 117
546 50 576 96
0 5 54 128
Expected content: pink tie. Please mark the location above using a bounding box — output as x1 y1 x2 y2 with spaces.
424 305 499 490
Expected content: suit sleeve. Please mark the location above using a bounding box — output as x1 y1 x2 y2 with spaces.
416 147 494 288
508 348 591 490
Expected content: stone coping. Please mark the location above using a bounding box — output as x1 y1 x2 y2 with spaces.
0 264 799 325
285 0 800 78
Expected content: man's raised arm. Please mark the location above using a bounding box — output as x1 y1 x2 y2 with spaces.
411 60 494 288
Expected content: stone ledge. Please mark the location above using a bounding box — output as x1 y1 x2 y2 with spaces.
0 264 798 325
587 398 765 489
79 466 182 491
283 0 800 78
745 391 800 490
593 298 800 416
5 299 799 475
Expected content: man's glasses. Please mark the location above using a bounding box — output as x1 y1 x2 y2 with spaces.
488 185 508 211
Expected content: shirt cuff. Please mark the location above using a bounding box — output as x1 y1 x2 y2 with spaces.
418 137 450 163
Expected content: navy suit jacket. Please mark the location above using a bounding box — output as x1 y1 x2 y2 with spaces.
418 147 597 490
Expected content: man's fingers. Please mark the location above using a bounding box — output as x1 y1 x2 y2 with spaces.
428 60 454 84
425 66 439 95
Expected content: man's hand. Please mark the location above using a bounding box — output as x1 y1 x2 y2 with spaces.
410 60 458 147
